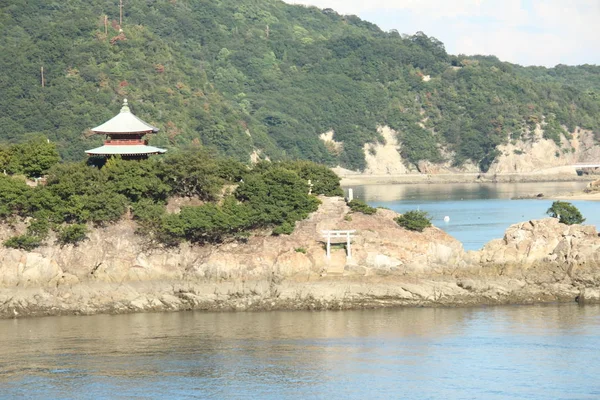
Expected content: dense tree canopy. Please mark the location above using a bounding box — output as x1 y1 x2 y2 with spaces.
1 0 599 172
0 138 338 249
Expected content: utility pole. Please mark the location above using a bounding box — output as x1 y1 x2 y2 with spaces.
266 24 270 39
119 0 123 26
104 15 108 35
41 66 45 88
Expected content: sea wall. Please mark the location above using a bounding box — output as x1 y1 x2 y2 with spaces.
1 197 600 318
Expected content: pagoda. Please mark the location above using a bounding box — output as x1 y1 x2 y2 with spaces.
85 99 166 159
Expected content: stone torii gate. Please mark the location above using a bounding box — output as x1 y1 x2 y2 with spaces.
321 230 356 259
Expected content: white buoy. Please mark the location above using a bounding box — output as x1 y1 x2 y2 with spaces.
443 216 450 223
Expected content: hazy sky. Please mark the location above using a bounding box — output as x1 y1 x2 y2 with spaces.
284 0 600 67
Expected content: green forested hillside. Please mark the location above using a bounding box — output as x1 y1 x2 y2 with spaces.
1 0 599 171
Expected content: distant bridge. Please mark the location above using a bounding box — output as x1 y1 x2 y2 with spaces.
572 163 600 169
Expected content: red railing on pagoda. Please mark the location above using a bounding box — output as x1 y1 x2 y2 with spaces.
104 139 148 145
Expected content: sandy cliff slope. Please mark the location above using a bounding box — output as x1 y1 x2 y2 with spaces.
330 125 600 184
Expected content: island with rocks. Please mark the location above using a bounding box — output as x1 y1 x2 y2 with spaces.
1 193 599 319
1 105 599 319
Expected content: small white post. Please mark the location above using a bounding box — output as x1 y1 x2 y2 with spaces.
326 232 331 259
346 232 352 259
348 188 354 202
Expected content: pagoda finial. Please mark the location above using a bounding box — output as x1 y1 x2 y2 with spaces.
120 98 130 113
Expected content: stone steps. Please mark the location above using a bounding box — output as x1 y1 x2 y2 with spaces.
325 250 347 275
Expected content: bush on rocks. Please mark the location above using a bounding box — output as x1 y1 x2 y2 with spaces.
57 224 88 246
348 199 377 215
4 234 43 251
395 210 432 232
546 201 585 225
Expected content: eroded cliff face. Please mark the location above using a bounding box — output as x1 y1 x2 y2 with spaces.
325 125 600 176
487 126 600 175
1 197 599 318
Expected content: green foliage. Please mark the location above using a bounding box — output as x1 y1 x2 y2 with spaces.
4 235 43 251
153 161 322 242
56 224 88 246
396 125 441 166
546 201 585 225
236 166 320 230
279 160 344 196
216 158 249 183
103 157 170 203
348 199 377 215
0 175 30 218
159 149 225 201
23 189 63 222
395 210 432 232
163 197 251 244
81 191 129 225
131 199 166 225
1 1 598 172
0 141 332 245
26 218 50 239
295 247 307 254
272 221 295 236
543 114 567 145
5 136 60 178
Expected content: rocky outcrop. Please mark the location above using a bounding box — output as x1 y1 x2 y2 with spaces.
466 219 600 292
362 126 411 175
1 197 599 318
487 126 600 175
359 126 478 175
332 124 600 180
587 179 600 192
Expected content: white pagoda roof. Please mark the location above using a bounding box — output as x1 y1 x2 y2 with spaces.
85 144 167 156
91 99 159 134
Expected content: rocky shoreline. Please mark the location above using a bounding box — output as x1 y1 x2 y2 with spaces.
0 277 588 319
1 196 600 319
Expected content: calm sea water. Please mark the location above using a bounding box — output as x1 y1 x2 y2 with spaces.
1 304 600 399
2 182 600 399
351 181 600 250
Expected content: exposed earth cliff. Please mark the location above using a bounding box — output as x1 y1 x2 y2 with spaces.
334 125 600 184
2 196 600 318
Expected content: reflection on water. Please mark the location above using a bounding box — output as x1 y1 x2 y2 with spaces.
351 182 589 203
349 182 598 250
1 304 599 399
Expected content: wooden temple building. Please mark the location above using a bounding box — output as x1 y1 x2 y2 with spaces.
85 99 166 159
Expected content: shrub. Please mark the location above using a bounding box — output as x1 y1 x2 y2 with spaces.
546 201 585 225
0 175 30 218
280 160 344 197
348 199 377 215
26 218 49 239
295 247 307 254
272 221 295 235
4 234 42 251
131 199 167 231
7 135 60 178
56 224 88 246
395 210 432 232
158 149 225 201
236 167 320 229
103 158 171 203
